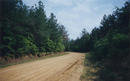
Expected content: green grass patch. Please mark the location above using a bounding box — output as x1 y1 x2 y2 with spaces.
80 53 98 81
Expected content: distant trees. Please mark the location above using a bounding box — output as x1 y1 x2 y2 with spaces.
0 0 67 58
68 29 91 52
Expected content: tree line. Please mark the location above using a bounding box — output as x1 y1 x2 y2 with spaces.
0 0 129 80
0 0 68 59
68 2 130 81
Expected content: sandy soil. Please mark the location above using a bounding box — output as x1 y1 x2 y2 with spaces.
0 52 85 81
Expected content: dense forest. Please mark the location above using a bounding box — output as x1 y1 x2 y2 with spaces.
0 0 68 59
0 0 129 81
68 2 129 81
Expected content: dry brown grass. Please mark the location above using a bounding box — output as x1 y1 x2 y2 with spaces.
0 52 68 68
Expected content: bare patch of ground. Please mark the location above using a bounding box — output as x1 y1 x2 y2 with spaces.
0 52 85 81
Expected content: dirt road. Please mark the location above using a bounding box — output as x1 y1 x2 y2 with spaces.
0 52 85 81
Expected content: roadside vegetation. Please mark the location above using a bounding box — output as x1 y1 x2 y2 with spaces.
0 52 68 68
0 0 68 61
0 0 129 81
67 2 129 81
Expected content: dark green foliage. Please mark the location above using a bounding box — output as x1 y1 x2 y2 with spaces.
86 2 130 81
68 1 130 81
68 29 91 52
0 0 67 58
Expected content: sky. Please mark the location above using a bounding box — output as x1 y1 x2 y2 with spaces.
23 0 127 39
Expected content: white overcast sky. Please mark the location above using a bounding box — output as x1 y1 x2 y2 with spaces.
23 0 127 39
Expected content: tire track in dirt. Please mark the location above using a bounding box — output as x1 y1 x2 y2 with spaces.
0 52 85 81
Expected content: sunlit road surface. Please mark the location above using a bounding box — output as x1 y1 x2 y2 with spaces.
0 52 84 81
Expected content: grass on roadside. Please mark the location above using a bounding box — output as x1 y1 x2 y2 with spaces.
80 53 98 81
80 66 98 81
0 52 69 68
